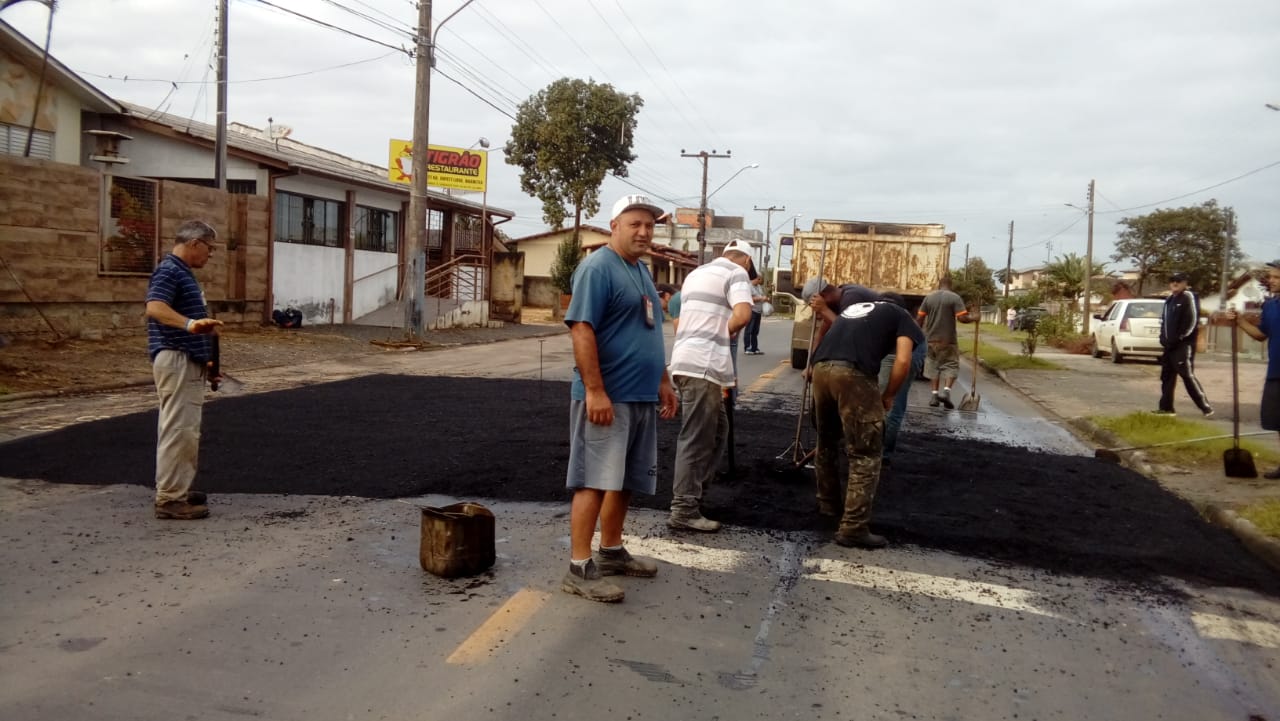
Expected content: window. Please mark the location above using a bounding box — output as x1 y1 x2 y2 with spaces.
0 122 53 159
354 206 398 253
100 176 159 275
427 209 445 249
274 191 344 247
454 213 482 251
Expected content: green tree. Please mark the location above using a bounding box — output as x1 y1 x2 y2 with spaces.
951 257 998 309
549 235 582 295
1038 252 1106 303
505 78 643 253
1112 200 1240 296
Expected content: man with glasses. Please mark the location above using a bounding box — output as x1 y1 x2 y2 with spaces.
144 219 224 520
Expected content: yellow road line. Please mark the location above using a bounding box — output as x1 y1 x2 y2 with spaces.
446 587 550 666
744 361 788 395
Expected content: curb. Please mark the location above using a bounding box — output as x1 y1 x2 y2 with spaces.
0 326 569 404
1204 506 1280 575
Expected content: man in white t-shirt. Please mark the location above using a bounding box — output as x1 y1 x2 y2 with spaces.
666 240 754 531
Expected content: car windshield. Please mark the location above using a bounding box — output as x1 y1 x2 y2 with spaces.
1123 302 1162 320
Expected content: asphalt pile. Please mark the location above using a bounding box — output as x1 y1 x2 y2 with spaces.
2 374 1276 596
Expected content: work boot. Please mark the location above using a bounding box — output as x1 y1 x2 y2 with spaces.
186 491 207 505
155 500 210 520
1264 466 1280 480
561 559 624 603
834 529 888 549
667 513 722 533
594 546 658 577
939 387 954 410
929 394 941 408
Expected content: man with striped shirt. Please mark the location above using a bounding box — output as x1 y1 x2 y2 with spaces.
144 220 223 520
667 240 754 532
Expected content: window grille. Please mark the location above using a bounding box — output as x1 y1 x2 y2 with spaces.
427 209 445 249
354 206 398 253
453 214 482 251
100 175 159 275
274 191 344 247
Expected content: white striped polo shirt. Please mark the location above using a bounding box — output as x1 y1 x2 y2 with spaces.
669 257 753 386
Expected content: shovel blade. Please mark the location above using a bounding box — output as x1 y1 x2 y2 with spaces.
216 374 247 395
1223 447 1258 478
958 392 980 411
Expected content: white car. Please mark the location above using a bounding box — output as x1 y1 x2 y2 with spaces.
1090 299 1164 363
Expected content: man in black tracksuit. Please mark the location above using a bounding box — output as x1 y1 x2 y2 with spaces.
1156 271 1213 417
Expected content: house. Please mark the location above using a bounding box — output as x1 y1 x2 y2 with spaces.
1004 266 1044 293
509 225 612 308
0 20 519 337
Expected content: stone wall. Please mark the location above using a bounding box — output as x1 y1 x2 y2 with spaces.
0 155 269 338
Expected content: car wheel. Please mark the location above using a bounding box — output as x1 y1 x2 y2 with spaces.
790 347 808 370
1111 339 1123 364
1090 335 1101 358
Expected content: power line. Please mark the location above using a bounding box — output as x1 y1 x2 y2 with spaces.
78 51 399 85
1096 159 1280 215
245 0 408 53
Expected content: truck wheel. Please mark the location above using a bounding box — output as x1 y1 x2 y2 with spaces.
791 348 808 370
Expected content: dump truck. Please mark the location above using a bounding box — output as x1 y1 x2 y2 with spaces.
786 219 954 369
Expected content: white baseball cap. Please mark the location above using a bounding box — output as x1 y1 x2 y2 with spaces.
610 194 664 221
722 239 753 254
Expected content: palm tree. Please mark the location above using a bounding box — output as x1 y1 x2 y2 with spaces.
1039 253 1106 302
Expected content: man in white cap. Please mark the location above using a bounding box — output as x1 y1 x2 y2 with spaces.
562 194 679 602
666 239 754 532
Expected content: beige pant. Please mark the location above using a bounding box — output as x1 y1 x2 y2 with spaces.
153 350 206 504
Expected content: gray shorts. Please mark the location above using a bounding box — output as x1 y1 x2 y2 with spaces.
924 341 960 380
566 400 658 494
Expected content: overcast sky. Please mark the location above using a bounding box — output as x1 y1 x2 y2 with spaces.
7 0 1279 274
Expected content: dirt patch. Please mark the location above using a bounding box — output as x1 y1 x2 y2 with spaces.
1 374 1276 597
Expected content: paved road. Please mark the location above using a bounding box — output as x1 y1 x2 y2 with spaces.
2 317 1279 720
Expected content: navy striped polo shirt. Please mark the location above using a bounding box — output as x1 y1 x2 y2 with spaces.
146 254 212 363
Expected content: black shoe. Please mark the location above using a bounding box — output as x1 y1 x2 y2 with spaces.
834 530 888 549
929 395 941 408
1265 466 1280 480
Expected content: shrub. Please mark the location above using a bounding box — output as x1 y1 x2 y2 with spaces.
549 235 582 295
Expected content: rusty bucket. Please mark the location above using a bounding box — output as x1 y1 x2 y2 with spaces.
419 502 496 578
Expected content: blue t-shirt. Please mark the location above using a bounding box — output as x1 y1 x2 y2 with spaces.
565 247 666 402
1261 297 1280 379
146 254 212 363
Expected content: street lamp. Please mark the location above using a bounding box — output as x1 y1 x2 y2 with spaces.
1065 178 1096 335
1266 103 1280 111
707 162 758 201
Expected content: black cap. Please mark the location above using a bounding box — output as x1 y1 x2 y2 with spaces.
1266 260 1280 270
1169 271 1189 282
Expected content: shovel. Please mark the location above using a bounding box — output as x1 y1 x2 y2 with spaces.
1224 325 1258 477
958 317 981 411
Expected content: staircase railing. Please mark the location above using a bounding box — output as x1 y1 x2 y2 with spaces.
425 254 487 301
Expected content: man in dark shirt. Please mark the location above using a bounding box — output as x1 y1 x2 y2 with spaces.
144 220 223 520
810 299 924 549
1156 271 1212 417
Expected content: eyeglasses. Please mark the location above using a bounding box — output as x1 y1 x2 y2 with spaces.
195 238 216 252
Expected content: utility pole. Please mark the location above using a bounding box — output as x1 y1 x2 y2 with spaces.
754 204 784 289
405 0 433 338
214 0 228 190
682 149 731 264
1003 220 1014 303
1082 179 1095 336
963 242 969 281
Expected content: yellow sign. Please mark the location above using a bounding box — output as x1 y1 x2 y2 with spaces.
388 140 488 192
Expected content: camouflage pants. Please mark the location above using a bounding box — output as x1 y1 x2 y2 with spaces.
811 362 884 535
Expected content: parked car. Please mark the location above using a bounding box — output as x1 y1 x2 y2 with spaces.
1012 306 1049 331
1090 299 1164 363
